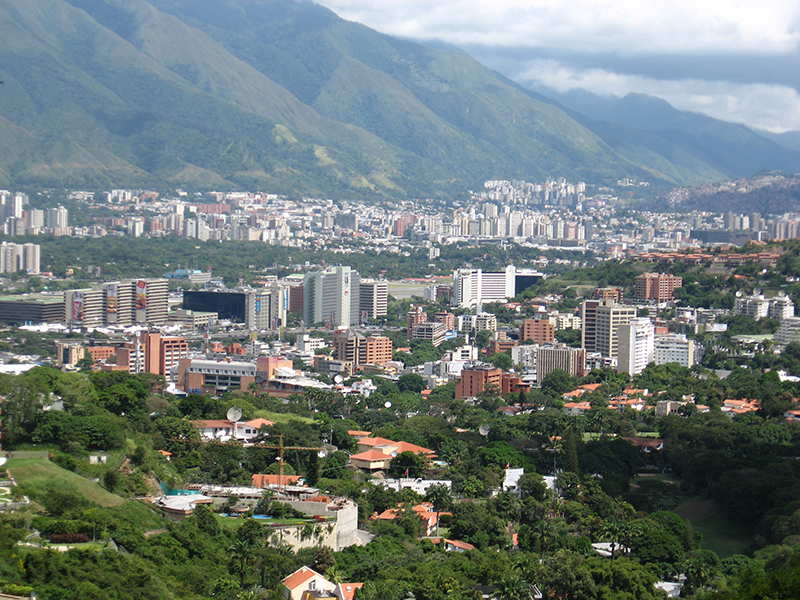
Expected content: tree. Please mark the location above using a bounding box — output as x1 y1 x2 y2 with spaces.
424 484 452 536
488 352 513 371
389 451 424 478
475 330 492 349
398 373 427 393
561 428 580 474
536 550 596 600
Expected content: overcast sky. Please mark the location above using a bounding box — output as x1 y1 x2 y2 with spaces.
319 0 800 133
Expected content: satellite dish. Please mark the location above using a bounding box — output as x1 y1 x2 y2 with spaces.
384 401 392 409
318 449 328 458
754 287 762 296
334 374 344 384
479 424 491 436
227 407 243 422
735 290 743 297
391 451 398 457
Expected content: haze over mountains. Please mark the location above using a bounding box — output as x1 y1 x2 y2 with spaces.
1 0 798 198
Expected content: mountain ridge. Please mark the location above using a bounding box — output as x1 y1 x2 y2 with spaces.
0 0 797 196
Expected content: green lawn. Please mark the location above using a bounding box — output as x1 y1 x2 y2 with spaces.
5 457 125 507
253 410 314 424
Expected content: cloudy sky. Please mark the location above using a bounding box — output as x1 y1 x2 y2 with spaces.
319 0 800 133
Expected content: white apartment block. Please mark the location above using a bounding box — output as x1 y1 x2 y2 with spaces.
654 333 696 368
617 318 655 376
0 241 40 274
776 317 800 345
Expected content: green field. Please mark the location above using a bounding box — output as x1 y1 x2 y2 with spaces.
674 497 752 558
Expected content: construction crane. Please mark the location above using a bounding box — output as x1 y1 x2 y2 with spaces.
174 434 326 491
247 434 327 491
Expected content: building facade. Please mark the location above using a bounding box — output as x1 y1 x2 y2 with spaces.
521 319 555 344
594 300 637 358
303 266 360 327
634 273 682 302
617 318 655 376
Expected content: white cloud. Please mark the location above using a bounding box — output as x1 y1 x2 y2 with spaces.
322 1 800 55
517 59 800 132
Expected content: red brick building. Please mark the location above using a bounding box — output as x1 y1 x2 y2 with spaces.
634 273 682 302
455 365 502 399
521 319 555 344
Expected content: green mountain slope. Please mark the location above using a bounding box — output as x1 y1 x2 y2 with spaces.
0 0 796 195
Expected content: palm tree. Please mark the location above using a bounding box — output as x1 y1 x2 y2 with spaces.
229 537 256 587
532 520 556 561
598 519 625 559
495 575 534 600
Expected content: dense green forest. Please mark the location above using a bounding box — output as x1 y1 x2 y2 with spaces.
2 358 800 598
0 235 592 286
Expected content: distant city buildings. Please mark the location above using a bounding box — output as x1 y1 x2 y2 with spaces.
0 241 40 274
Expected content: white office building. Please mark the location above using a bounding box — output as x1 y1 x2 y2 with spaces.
303 266 360 328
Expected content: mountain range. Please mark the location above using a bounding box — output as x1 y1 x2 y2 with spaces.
1 0 798 198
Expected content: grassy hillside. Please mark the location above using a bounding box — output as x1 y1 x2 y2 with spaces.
6 457 125 507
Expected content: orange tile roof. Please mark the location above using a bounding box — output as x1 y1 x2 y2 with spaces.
393 441 435 455
282 566 321 590
580 383 602 391
246 418 275 428
190 419 234 428
347 430 372 437
350 450 392 461
336 583 364 600
358 437 395 447
251 474 302 488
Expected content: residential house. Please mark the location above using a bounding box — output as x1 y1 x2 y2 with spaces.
281 567 336 600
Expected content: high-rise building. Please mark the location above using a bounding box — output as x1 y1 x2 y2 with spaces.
654 333 696 368
768 292 795 320
434 311 456 332
455 364 502 399
451 266 544 309
359 279 388 321
333 329 393 366
474 313 498 333
139 332 189 379
47 205 69 229
618 318 655 375
595 300 637 359
303 266 360 327
66 279 168 327
410 321 447 347
634 273 683 302
521 319 555 344
25 209 44 232
580 300 600 353
0 241 40 274
776 317 800 345
65 288 105 327
407 306 428 340
537 345 585 382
